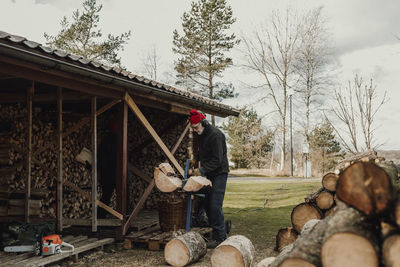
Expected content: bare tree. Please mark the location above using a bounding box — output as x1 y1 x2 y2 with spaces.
140 45 161 80
242 9 301 171
295 7 334 142
325 75 388 154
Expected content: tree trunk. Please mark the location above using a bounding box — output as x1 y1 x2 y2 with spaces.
291 203 323 233
154 167 182 193
336 161 396 216
275 227 298 252
183 176 211 192
321 201 379 267
211 235 255 267
164 231 207 267
322 173 339 192
382 234 400 267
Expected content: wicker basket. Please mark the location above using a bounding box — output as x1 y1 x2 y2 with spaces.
158 197 188 232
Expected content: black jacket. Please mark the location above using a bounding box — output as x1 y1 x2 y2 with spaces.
197 123 229 177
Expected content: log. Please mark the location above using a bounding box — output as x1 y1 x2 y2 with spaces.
211 235 255 267
183 176 212 192
291 203 322 233
257 257 276 267
164 231 206 267
322 173 339 192
382 234 400 267
315 190 334 210
269 220 327 267
154 167 182 193
320 201 379 267
275 227 298 252
336 161 395 216
158 162 176 176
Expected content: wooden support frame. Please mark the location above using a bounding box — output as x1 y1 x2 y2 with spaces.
25 81 33 222
116 102 128 238
122 122 190 235
56 87 63 231
124 93 185 176
91 96 97 232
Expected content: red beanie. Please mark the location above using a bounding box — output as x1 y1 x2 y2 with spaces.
190 109 206 125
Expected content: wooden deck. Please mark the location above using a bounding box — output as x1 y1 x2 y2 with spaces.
124 227 212 251
0 235 114 267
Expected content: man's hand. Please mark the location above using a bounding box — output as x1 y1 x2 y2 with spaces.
188 168 202 176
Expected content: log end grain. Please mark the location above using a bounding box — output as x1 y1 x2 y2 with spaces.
316 191 334 210
321 232 378 267
291 203 322 233
322 173 339 192
382 234 400 267
211 235 255 267
336 162 393 216
275 227 298 252
164 239 190 267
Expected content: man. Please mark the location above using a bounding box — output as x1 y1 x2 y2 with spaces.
189 109 229 248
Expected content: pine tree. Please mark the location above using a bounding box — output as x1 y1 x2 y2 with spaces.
44 0 131 67
173 0 239 124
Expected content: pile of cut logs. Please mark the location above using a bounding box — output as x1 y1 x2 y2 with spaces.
0 103 190 219
261 151 400 267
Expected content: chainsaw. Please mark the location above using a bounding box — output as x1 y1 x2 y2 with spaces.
4 234 74 256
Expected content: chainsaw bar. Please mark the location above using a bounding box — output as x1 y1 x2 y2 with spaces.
4 245 35 252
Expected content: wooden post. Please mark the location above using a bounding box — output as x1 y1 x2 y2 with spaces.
124 93 185 176
25 81 33 222
116 101 128 238
91 96 98 232
56 87 63 231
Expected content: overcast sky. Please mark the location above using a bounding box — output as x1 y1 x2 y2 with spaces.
1 0 400 150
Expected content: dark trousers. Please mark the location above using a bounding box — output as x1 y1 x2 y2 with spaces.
205 173 228 242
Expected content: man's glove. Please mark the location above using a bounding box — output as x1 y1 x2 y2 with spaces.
188 168 203 176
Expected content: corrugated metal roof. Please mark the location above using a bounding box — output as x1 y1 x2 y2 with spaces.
0 30 239 115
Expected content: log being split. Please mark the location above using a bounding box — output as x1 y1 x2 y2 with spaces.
211 235 255 267
322 173 339 192
320 201 379 267
336 161 395 216
183 176 212 192
154 167 182 193
291 203 322 233
164 231 206 267
275 227 298 252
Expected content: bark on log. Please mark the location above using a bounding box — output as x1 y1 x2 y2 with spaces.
320 201 379 267
322 173 339 192
336 161 395 216
291 203 323 233
256 257 276 267
382 233 400 267
183 176 212 192
154 167 182 193
275 227 298 252
164 231 207 267
211 235 255 267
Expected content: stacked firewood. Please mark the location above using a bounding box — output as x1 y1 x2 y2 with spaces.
0 103 190 219
263 152 400 267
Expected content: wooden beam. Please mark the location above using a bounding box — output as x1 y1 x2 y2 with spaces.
122 122 189 235
63 218 122 227
124 93 185 176
91 96 97 232
127 163 152 183
116 102 128 239
56 87 63 232
25 81 33 222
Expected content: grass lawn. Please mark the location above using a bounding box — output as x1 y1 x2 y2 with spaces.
223 179 321 262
